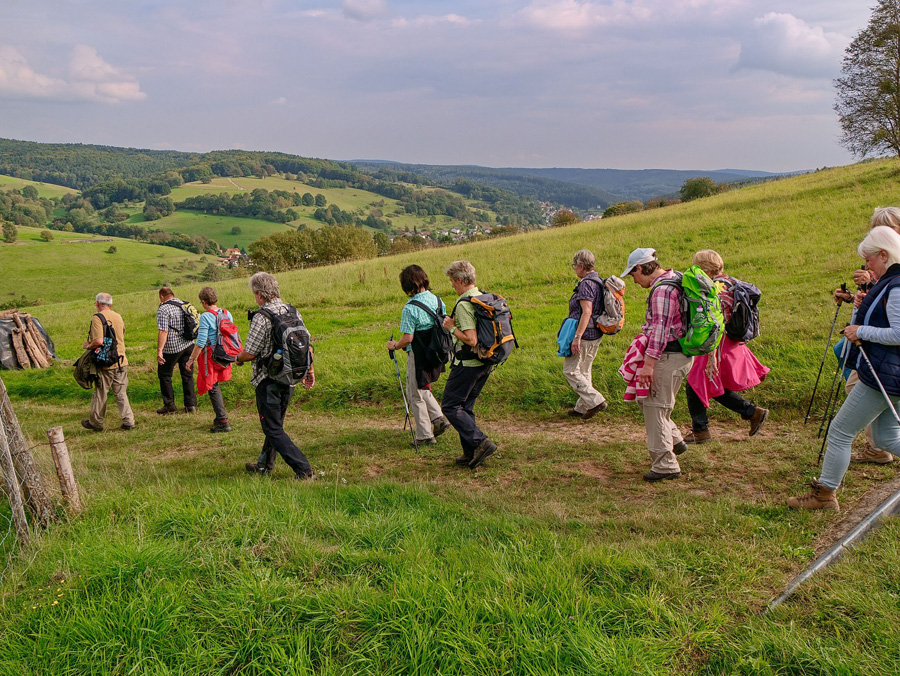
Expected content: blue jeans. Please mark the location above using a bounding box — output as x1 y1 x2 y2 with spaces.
819 381 900 489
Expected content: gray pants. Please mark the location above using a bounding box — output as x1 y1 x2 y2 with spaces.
90 367 135 428
207 383 228 421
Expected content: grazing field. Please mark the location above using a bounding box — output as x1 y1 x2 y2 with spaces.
0 226 217 305
126 208 295 250
2 160 900 673
0 174 76 199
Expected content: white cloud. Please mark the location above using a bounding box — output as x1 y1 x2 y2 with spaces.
0 44 146 103
391 14 473 29
342 0 390 22
737 12 847 78
270 96 287 105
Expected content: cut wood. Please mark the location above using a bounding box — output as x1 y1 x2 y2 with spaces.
20 329 48 368
0 309 20 319
24 316 53 363
10 330 31 369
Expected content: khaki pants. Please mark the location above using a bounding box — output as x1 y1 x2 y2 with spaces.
406 351 444 441
563 337 606 413
90 367 135 428
846 370 877 449
636 352 692 474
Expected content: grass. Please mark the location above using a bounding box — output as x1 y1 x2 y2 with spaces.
127 209 295 250
2 160 900 673
0 174 76 199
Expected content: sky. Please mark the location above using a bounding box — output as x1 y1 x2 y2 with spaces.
0 0 875 171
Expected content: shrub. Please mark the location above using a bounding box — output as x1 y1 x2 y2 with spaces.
39 230 54 242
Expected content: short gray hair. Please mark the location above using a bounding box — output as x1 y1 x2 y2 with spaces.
445 260 476 285
859 226 900 267
249 272 280 301
871 207 900 233
572 249 595 271
95 293 113 307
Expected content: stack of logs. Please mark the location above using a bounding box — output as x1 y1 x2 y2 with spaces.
0 309 53 369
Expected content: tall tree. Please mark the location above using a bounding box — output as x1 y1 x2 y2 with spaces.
835 0 900 158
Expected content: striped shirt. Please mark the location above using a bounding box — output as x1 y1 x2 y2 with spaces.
245 299 292 387
642 270 686 360
156 299 195 354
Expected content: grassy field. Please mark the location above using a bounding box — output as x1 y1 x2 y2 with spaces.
2 160 900 673
0 226 219 305
0 174 76 199
126 208 295 250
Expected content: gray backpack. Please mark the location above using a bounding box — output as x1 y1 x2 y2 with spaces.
257 305 312 386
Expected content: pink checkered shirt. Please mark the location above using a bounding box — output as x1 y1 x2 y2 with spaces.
642 269 686 360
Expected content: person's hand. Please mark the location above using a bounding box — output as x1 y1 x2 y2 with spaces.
186 358 195 371
303 370 315 390
833 288 852 305
637 362 655 388
705 357 719 381
854 290 867 308
157 350 166 365
853 269 872 287
386 340 396 352
82 341 90 350
842 325 861 345
442 316 456 331
571 335 582 355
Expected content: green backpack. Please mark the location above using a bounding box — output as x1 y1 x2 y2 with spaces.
655 266 724 356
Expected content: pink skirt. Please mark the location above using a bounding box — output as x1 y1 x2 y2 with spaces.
687 336 769 407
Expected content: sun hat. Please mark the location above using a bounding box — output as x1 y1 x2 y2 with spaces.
621 248 658 277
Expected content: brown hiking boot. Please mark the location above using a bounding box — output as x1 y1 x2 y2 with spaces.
683 429 711 444
850 444 895 464
748 407 769 436
786 480 840 511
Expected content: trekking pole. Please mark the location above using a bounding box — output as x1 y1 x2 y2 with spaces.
858 345 900 426
817 337 851 464
817 334 849 438
805 284 847 423
389 334 418 453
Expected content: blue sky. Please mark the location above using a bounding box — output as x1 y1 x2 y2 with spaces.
0 0 874 171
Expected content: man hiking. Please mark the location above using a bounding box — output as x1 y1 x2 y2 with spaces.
156 287 197 414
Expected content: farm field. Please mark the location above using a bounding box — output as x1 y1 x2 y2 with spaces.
2 160 900 673
0 174 76 199
125 208 294 250
0 226 218 305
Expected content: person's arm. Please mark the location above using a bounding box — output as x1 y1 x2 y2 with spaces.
82 316 103 350
442 315 477 347
156 307 168 365
571 299 592 356
187 314 213 368
387 334 414 351
853 290 900 345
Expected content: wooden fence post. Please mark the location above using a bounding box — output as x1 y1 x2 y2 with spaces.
0 376 55 526
0 418 30 545
47 427 81 513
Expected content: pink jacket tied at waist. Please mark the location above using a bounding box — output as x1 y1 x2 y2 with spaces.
619 334 650 401
687 335 769 407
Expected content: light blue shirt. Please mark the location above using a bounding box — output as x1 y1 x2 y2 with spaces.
399 291 443 352
196 309 233 348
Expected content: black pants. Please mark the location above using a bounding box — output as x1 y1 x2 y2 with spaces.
158 346 197 409
441 364 492 459
255 378 312 477
685 382 755 432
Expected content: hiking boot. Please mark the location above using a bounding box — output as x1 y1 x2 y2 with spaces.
581 401 608 420
412 438 437 448
293 472 318 482
566 408 584 418
748 407 769 436
120 422 137 431
245 462 270 475
184 406 197 414
455 455 472 466
156 405 177 415
81 419 102 432
683 429 711 444
786 479 840 511
672 440 688 456
850 445 895 464
469 439 497 469
643 470 681 482
210 420 232 433
432 417 452 438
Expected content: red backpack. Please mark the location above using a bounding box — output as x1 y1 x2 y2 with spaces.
211 309 243 366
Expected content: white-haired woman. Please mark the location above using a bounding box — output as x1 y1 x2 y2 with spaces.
789 226 900 510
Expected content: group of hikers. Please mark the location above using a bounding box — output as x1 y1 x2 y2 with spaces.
77 207 900 505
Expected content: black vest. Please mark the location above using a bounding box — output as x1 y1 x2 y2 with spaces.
856 263 900 396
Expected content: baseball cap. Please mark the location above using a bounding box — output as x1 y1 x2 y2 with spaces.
621 248 658 277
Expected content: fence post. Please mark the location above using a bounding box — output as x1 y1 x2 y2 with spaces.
0 418 30 545
47 427 81 514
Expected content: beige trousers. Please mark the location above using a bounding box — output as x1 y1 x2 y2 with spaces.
405 351 444 441
90 367 135 428
636 352 693 474
563 337 606 413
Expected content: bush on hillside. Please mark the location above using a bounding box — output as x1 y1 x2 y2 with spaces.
2 221 17 243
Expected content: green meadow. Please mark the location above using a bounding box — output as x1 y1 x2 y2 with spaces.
1 161 900 674
0 175 76 199
126 208 295 250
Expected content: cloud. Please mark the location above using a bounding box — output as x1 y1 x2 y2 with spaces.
0 44 146 103
737 12 846 78
270 96 287 105
342 0 390 22
391 14 473 29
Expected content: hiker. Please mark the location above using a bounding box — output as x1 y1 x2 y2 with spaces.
440 260 499 469
237 272 316 480
562 249 609 420
185 286 234 433
81 293 136 432
788 227 900 511
621 248 692 482
683 250 769 443
385 265 452 447
156 286 197 414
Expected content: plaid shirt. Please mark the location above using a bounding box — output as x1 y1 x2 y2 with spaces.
157 299 195 354
245 298 291 387
642 270 686 360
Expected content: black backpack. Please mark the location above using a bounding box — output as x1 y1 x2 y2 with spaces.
452 292 518 366
406 298 454 370
164 299 199 341
723 277 761 343
90 313 122 369
256 305 312 386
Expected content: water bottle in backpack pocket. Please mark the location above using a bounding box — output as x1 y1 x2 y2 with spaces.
256 305 312 385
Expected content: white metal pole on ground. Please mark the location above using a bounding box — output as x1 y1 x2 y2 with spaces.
0 418 30 545
47 427 82 514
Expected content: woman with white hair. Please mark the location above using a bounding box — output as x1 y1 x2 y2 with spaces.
788 226 900 510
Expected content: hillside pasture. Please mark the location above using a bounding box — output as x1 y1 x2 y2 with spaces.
127 208 295 250
0 174 76 199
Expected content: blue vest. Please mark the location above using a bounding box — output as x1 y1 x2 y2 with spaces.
856 264 900 396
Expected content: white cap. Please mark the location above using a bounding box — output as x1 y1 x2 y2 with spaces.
621 248 658 277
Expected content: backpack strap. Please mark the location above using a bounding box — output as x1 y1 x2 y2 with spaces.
407 298 444 324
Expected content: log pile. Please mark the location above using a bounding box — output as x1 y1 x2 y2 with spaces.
0 309 53 369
